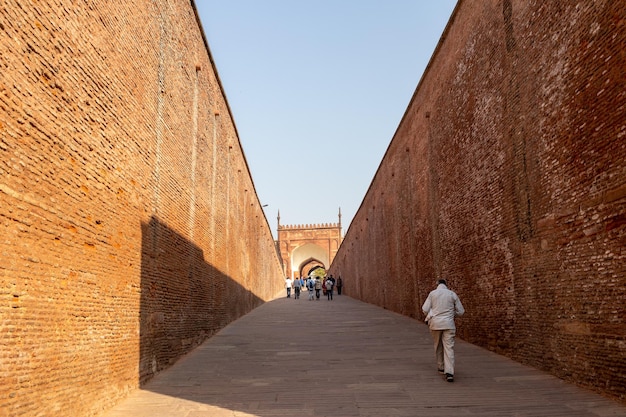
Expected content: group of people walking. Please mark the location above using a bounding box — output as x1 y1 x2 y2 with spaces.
285 274 343 301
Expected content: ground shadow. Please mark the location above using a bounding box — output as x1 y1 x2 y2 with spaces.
140 216 264 385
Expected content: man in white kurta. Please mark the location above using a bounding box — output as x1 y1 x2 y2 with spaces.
422 279 465 382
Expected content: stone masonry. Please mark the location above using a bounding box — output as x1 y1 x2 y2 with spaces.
329 0 625 403
1 0 625 415
277 212 343 279
0 1 283 416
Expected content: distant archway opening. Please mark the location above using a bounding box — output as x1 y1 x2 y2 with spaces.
300 258 325 278
291 243 328 277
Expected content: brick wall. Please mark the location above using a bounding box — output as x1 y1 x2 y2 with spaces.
330 0 625 403
0 1 284 416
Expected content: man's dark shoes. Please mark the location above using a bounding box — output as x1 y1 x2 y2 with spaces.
445 373 454 382
438 368 445 374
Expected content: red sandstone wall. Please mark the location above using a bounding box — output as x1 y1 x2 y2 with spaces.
0 1 284 416
330 0 625 402
277 224 342 278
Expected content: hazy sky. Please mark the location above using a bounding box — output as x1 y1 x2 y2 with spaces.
195 1 457 238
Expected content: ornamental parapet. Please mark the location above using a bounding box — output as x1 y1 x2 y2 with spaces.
278 223 340 230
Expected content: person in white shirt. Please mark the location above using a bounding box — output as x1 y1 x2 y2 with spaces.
422 279 465 382
285 277 292 298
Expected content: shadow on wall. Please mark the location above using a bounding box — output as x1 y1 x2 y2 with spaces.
140 216 263 384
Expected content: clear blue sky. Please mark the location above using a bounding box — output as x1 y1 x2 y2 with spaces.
196 1 457 238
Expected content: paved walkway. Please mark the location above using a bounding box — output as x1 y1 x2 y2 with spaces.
104 293 625 417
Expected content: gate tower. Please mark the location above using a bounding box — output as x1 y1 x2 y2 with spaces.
276 208 343 278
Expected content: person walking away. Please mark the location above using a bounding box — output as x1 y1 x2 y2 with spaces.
325 277 334 300
314 277 322 300
422 279 464 382
285 277 292 298
307 277 315 300
336 276 343 295
292 276 302 299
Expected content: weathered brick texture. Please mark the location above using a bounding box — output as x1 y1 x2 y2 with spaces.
0 1 283 416
330 0 625 403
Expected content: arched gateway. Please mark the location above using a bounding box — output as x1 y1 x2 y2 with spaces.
276 209 343 278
